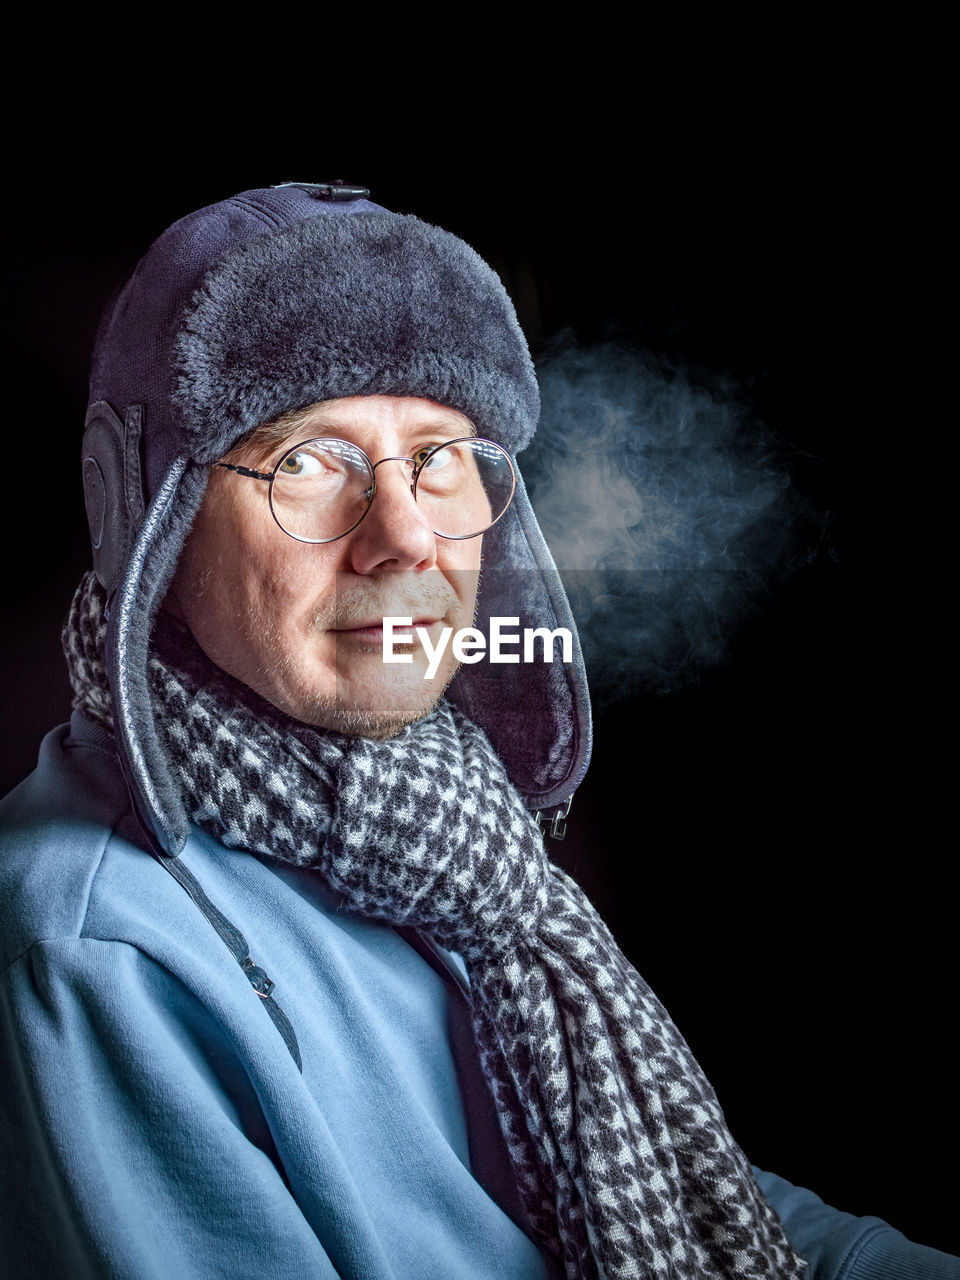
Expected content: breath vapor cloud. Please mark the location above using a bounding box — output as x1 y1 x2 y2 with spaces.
522 335 826 705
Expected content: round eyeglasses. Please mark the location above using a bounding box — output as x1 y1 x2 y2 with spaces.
216 436 517 544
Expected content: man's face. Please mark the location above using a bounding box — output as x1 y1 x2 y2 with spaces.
168 396 483 738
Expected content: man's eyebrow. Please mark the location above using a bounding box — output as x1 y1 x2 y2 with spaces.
407 418 478 439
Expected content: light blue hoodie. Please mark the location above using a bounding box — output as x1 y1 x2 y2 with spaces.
2 714 957 1279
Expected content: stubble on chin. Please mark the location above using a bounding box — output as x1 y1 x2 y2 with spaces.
263 639 458 739
293 692 447 740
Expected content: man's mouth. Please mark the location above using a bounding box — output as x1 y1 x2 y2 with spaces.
332 618 440 645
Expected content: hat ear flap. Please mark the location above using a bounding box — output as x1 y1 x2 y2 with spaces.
82 401 146 596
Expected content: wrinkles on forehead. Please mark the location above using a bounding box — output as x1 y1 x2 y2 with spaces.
223 398 477 468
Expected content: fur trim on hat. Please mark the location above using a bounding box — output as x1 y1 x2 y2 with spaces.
173 214 540 462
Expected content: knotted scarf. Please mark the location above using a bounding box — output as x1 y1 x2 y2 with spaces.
64 571 805 1280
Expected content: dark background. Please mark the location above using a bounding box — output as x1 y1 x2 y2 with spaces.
0 88 950 1258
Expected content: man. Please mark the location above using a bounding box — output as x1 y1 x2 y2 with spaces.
0 182 954 1279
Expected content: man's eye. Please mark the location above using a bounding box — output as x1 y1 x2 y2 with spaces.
278 451 337 478
412 444 453 469
279 452 312 476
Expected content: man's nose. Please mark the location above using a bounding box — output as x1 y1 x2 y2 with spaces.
347 459 437 574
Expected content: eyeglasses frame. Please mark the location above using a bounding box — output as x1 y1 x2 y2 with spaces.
215 435 517 545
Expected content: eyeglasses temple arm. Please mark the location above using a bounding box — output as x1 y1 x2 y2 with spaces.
215 462 273 482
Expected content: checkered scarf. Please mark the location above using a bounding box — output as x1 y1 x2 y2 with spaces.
65 571 805 1280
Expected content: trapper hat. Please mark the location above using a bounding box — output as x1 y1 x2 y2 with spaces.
82 182 592 854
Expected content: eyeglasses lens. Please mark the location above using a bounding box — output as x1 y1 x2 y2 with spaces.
414 440 514 539
270 440 374 543
269 439 515 543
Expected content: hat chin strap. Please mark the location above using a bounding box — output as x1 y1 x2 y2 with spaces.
106 453 200 857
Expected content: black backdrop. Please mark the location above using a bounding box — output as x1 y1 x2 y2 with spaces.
0 112 951 1259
